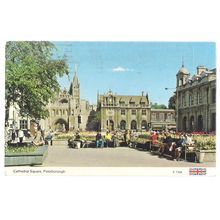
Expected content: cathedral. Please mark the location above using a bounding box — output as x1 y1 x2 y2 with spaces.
40 65 93 132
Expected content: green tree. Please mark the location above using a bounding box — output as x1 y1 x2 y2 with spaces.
168 94 176 109
86 110 101 131
5 41 69 121
151 102 167 109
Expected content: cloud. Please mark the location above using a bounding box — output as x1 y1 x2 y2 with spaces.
112 66 131 72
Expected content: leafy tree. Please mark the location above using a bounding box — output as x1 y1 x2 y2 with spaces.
5 41 69 121
86 110 101 131
168 94 176 109
151 102 167 109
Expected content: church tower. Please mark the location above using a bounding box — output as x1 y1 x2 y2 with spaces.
176 61 190 87
72 64 80 107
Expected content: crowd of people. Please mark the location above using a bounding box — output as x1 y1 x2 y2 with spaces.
68 129 140 149
6 123 198 162
150 130 195 161
6 124 54 147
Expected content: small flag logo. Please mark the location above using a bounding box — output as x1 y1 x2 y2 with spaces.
189 168 206 176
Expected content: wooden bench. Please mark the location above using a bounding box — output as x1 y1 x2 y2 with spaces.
183 145 197 162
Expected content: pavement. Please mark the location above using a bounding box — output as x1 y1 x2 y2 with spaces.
43 142 215 167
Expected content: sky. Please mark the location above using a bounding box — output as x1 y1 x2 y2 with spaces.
53 42 216 106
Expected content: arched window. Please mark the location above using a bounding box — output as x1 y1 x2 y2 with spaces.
141 120 148 129
120 120 126 130
190 116 195 131
182 116 187 131
60 99 68 104
131 120 137 130
198 115 203 131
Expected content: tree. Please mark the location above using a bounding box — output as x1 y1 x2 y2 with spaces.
5 41 69 121
86 110 101 131
168 94 176 109
151 102 167 109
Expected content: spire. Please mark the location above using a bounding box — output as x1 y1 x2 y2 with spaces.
73 64 80 86
74 64 78 76
182 56 184 67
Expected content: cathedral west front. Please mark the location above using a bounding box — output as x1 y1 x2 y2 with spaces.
40 65 93 132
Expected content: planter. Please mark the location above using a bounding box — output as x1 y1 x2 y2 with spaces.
195 150 216 163
5 145 48 166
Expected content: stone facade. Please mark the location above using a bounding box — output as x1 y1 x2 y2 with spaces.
176 65 216 132
98 91 146 131
40 66 92 132
151 109 176 130
98 91 176 132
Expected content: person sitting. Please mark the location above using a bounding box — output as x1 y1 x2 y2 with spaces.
112 131 119 148
96 132 103 148
174 135 184 161
151 131 158 145
74 132 81 148
105 131 112 147
33 125 44 146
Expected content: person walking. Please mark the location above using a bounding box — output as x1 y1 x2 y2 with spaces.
12 129 17 143
18 129 24 144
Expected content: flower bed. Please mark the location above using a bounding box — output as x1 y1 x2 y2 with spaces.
5 145 48 166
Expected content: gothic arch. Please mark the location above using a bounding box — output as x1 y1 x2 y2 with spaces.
53 118 68 132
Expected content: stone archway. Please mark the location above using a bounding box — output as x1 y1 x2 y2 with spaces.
54 118 68 132
120 120 126 130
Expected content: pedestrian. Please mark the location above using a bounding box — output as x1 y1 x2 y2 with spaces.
18 129 24 144
12 129 17 143
46 130 53 146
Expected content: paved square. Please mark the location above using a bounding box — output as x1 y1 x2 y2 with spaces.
43 144 215 167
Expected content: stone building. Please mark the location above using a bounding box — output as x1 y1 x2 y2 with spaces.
98 90 176 132
176 65 216 132
150 109 176 131
98 90 151 131
40 66 92 132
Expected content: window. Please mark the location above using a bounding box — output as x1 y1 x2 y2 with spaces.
130 102 135 107
132 109 136 115
189 95 192 106
142 109 146 115
120 101 125 106
121 109 125 115
164 113 167 120
20 120 27 129
212 88 216 103
152 113 156 120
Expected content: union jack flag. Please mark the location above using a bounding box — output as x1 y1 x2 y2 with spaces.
189 168 206 175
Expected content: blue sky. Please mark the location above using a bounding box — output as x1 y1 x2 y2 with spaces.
53 42 216 106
